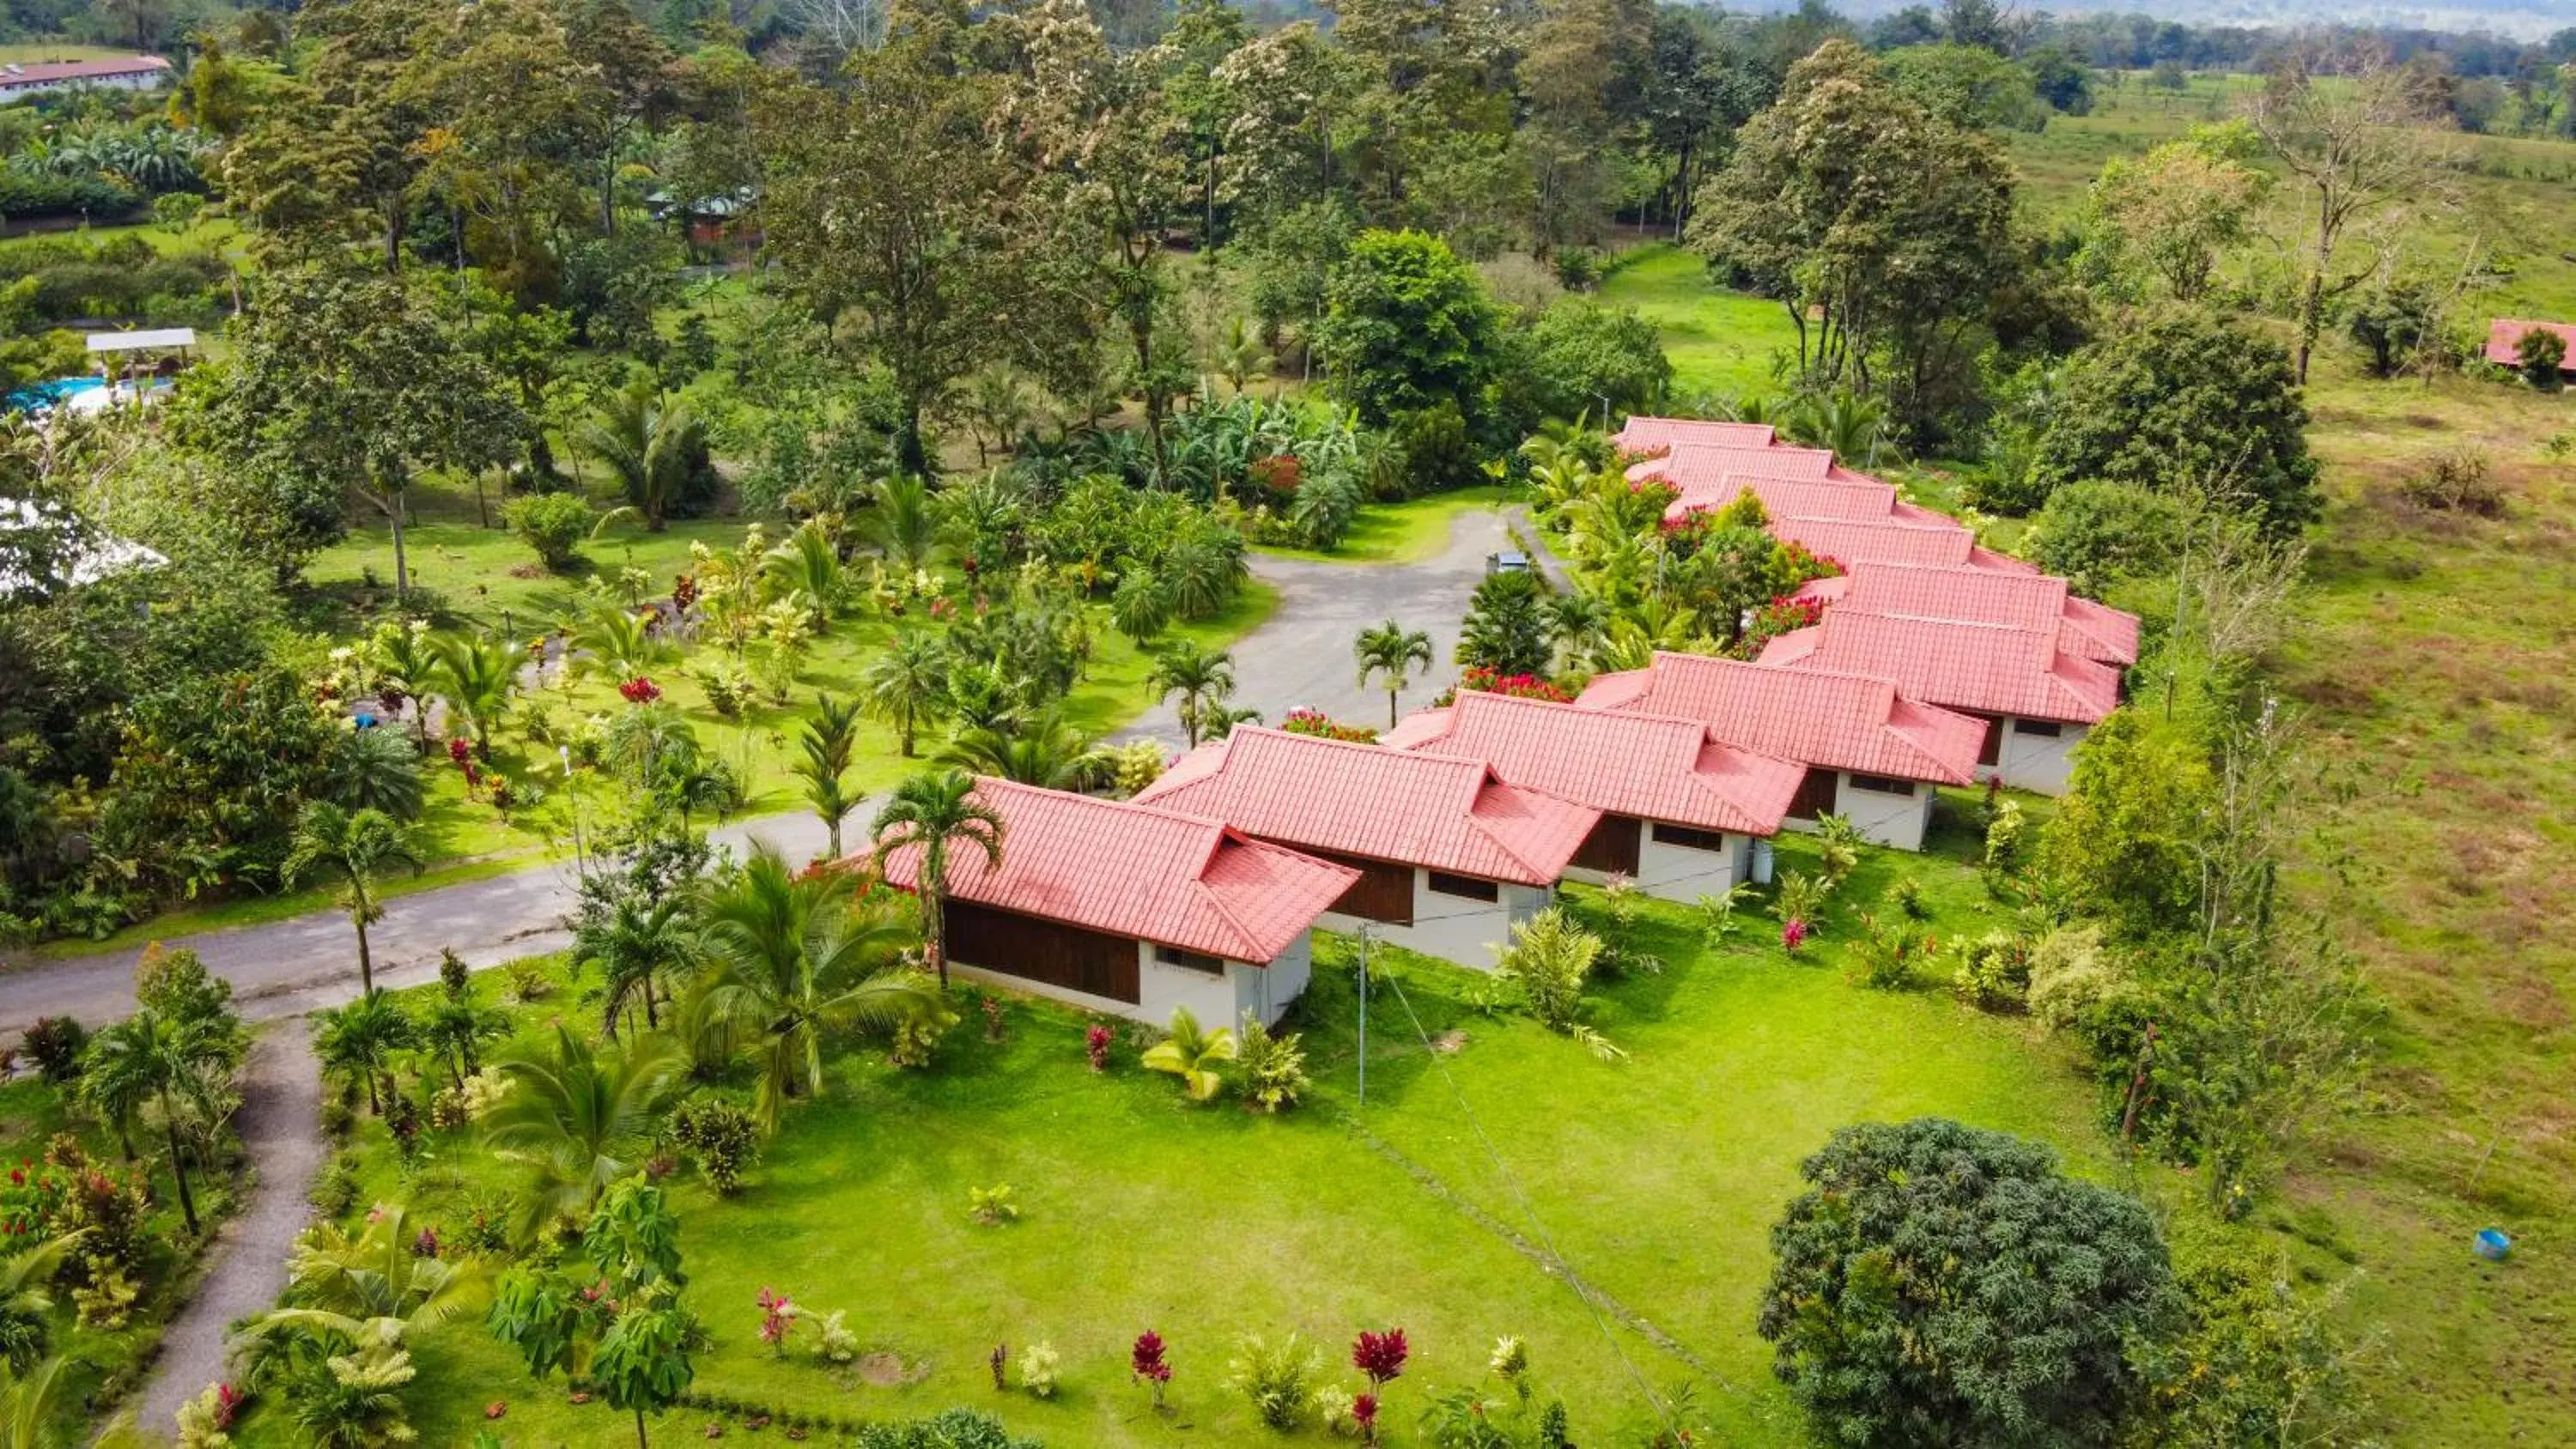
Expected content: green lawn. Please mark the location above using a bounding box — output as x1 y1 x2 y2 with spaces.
1598 245 1803 405
0 215 242 260
1255 485 1522 566
231 825 2103 1448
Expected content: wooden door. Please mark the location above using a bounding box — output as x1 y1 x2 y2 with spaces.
1974 715 2002 767
1571 814 1643 874
1788 767 1840 822
947 900 1141 1003
1290 843 1416 925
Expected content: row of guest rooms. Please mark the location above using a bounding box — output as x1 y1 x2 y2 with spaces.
873 417 2140 1032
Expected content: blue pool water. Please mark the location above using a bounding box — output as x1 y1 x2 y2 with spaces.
3 375 104 413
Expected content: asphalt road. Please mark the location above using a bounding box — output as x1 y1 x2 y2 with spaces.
0 500 1533 1035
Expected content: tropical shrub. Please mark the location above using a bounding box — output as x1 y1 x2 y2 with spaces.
968 1184 1018 1226
1692 882 1760 945
1141 1008 1236 1101
2027 481 2184 597
1455 667 1571 703
1773 871 1832 946
668 1099 760 1196
1235 1014 1312 1113
1279 708 1377 743
2398 448 2504 516
1851 913 1932 990
501 492 592 571
1232 1332 1321 1430
1486 908 1620 1060
2515 324 2567 390
1019 1341 1060 1397
20 1017 85 1083
1952 930 2032 1009
2026 925 2122 1030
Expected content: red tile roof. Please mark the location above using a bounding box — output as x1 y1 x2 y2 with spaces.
1767 515 2036 574
2482 318 2576 370
1613 416 1777 453
1576 652 1986 785
1759 612 2119 724
1628 442 1840 484
0 57 170 85
1133 727 1600 886
1801 561 2141 665
1662 473 1950 528
1380 689 1803 835
874 777 1358 964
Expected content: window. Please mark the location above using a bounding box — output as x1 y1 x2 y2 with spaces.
1846 773 1916 797
1426 870 1500 902
1153 943 1226 975
2013 718 2065 738
1650 822 1730 852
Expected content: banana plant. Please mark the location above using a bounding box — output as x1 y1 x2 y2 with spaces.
1141 1007 1237 1102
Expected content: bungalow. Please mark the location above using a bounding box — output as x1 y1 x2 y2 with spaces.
873 777 1359 1028
2482 318 2576 376
1575 652 1986 852
1613 416 1778 454
1661 473 1954 527
1798 561 2142 665
1759 612 2121 795
1766 515 2037 574
0 57 170 99
1381 689 1802 900
1626 442 1840 484
1133 726 1600 968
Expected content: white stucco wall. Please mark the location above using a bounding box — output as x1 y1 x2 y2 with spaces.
1564 826 1753 902
1318 870 1553 969
1994 719 2086 796
1831 774 1936 852
1235 931 1315 1027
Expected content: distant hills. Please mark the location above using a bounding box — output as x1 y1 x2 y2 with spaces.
1777 0 2576 43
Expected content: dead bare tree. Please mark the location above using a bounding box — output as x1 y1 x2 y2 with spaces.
2245 41 2459 383
782 0 889 64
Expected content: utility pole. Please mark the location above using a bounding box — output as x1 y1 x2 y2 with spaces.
1356 925 1370 1109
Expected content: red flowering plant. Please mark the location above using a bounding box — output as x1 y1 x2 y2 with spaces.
1782 918 1811 954
1131 1330 1172 1408
756 1287 796 1354
1457 667 1573 704
1085 1024 1113 1072
1 1160 65 1240
1279 708 1379 743
671 573 698 611
447 738 472 767
1733 594 1826 659
617 677 662 705
1352 1393 1379 1440
213 1384 245 1428
1247 452 1303 500
1352 1327 1408 1389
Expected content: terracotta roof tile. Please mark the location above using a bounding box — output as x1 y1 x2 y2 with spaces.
1613 416 1777 452
1576 652 1985 785
1133 727 1600 885
1765 515 2037 574
2483 318 2576 369
1627 442 1839 484
1758 612 2120 724
1381 689 1803 834
874 777 1358 964
1803 561 2141 664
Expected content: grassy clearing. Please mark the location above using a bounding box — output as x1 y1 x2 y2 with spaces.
1254 485 1522 566
232 822 2100 1448
2263 353 2576 1448
1598 246 1802 404
0 40 136 63
0 215 243 260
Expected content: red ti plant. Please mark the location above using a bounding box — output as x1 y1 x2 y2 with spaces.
1783 918 1811 954
756 1287 796 1354
1353 1327 1409 1390
1131 1330 1171 1408
1085 1023 1113 1073
617 676 662 705
1352 1392 1380 1443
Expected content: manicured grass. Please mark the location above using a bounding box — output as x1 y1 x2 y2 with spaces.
1597 245 1803 404
236 825 2102 1448
1255 485 1522 566
0 215 243 260
0 40 135 62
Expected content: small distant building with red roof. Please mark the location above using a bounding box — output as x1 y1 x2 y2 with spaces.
1133 726 1600 967
1660 473 1953 528
1759 612 2121 794
1627 443 1840 484
1613 416 1779 454
2483 318 2576 375
1766 515 2035 575
1799 561 2141 666
0 56 171 99
873 777 1359 1027
1379 689 1802 898
1576 652 1987 851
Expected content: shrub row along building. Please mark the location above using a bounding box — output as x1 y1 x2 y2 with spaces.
872 416 2139 1028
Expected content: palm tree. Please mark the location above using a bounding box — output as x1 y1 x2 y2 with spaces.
937 713 1109 791
420 993 508 1090
789 693 863 858
685 847 939 1131
580 378 703 531
249 1202 490 1363
1140 1007 1236 1101
1353 620 1434 728
81 1009 240 1234
574 896 692 1040
0 1234 82 1374
869 769 1005 991
858 631 949 758
364 621 440 754
425 631 519 759
282 803 423 995
1147 640 1237 749
484 1025 683 1234
0 1355 67 1449
763 520 847 632
325 727 426 821
313 989 418 1117
573 601 679 683
864 473 945 573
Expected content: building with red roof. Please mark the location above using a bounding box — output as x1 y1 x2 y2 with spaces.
2482 318 2576 375
0 56 170 99
1576 652 1988 852
1613 416 1778 454
1766 515 2035 574
875 776 1359 1026
1133 726 1600 967
1660 473 1954 528
1759 612 2120 794
1627 442 1841 485
1798 561 2141 665
1379 689 1802 898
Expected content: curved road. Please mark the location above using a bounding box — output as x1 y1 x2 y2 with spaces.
8 499 1529 1443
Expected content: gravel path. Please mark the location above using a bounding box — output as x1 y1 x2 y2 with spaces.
129 1020 323 1440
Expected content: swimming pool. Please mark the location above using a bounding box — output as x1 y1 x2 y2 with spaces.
3 375 104 413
